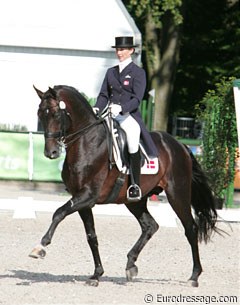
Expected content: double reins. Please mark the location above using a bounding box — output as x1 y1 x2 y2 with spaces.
44 104 105 148
59 117 105 148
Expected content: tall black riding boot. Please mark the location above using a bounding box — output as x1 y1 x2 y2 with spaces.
127 149 142 201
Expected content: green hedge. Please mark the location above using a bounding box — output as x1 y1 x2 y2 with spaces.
196 77 238 205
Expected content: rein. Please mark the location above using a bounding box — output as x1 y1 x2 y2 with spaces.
45 111 105 149
61 117 105 147
50 105 110 148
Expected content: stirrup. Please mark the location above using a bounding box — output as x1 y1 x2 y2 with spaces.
127 184 142 202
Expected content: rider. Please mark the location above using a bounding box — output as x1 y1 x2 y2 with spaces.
94 36 158 201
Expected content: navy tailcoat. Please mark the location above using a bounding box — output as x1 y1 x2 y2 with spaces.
95 62 158 157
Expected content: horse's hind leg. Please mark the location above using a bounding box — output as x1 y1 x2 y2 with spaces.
166 189 202 287
78 208 104 287
125 198 159 281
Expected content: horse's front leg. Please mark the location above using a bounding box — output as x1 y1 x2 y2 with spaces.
78 208 104 286
29 198 75 259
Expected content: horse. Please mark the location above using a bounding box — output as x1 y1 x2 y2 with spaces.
29 84 218 287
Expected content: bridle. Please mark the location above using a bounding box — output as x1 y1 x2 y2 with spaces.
43 100 105 149
58 118 105 148
44 110 68 141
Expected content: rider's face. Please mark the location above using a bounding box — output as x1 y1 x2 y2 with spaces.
115 48 134 62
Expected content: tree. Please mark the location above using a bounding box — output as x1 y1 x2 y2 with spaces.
170 0 240 116
124 0 240 130
123 0 183 131
196 77 237 207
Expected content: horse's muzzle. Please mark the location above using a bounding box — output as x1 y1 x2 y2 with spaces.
44 148 60 159
44 141 61 159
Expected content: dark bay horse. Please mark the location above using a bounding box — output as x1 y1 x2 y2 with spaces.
30 85 218 287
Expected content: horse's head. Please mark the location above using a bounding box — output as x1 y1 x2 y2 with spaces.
34 85 71 159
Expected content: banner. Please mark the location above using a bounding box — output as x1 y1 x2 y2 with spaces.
0 132 29 179
32 133 65 181
0 132 65 181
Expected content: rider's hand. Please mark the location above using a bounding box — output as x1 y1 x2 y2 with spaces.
92 107 99 115
109 104 122 118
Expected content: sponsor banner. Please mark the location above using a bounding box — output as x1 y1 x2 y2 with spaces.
0 132 65 181
32 133 65 181
0 132 29 179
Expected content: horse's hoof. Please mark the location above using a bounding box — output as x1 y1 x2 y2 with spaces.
29 245 46 259
188 279 199 287
85 278 99 287
126 265 138 281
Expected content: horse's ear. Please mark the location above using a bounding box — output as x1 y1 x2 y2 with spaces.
33 85 44 99
48 87 57 99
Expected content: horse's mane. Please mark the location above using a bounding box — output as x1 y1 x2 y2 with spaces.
53 85 93 113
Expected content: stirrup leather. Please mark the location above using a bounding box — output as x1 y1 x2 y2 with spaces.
127 184 142 202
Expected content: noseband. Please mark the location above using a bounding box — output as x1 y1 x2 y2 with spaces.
44 101 104 148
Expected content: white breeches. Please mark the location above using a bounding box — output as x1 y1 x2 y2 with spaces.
114 113 140 154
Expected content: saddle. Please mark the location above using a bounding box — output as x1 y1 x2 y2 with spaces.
103 114 159 175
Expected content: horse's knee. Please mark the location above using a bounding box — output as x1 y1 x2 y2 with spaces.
52 207 66 223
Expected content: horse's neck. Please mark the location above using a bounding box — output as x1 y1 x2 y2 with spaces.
65 115 107 163
65 106 106 149
70 107 96 130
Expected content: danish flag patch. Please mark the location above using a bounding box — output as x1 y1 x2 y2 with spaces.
146 160 156 169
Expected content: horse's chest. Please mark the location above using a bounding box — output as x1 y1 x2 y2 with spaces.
63 161 93 182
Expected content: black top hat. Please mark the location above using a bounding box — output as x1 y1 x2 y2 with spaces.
111 36 138 48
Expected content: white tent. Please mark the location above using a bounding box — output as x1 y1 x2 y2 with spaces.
0 0 141 131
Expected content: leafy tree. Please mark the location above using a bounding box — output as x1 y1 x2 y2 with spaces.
166 0 240 116
123 0 183 131
123 0 240 130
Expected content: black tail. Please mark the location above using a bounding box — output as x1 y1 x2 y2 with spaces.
188 148 218 243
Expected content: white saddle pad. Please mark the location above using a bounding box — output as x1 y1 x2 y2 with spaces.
110 121 159 175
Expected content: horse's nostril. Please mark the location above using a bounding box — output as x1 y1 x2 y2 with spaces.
44 149 59 159
50 151 58 159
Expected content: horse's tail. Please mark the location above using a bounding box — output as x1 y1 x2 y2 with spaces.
187 148 218 243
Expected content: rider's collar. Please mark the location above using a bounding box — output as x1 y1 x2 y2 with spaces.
119 57 132 73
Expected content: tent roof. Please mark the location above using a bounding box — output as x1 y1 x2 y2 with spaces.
0 0 141 51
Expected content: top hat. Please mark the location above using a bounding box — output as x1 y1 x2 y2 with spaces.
111 36 137 48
